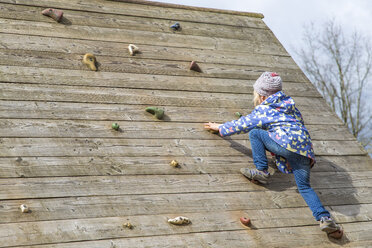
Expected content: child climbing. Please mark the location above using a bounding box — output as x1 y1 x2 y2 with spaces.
204 72 342 238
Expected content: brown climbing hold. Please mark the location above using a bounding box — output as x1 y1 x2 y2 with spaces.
83 53 97 71
189 61 202 72
240 217 251 227
42 8 63 22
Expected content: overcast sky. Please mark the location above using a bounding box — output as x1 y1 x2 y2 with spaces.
155 0 372 58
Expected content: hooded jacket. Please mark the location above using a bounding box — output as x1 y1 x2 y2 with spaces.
219 91 315 173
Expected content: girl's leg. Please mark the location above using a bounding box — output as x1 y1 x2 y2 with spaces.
286 155 330 221
248 129 330 221
249 129 270 171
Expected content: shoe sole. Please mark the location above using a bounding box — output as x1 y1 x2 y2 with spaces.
320 226 340 234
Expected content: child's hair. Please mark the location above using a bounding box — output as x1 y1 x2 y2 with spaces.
253 90 261 107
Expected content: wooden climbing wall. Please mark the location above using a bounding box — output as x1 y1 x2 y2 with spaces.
0 0 372 247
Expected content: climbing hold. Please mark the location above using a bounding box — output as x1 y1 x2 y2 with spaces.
170 160 179 167
128 44 139 56
240 217 251 227
42 8 63 22
145 107 164 120
20 204 29 213
328 228 344 239
235 112 243 118
189 61 202 72
168 216 191 225
83 53 97 71
112 123 120 131
123 222 134 229
170 22 181 31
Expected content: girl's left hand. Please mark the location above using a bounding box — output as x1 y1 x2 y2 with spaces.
204 122 221 132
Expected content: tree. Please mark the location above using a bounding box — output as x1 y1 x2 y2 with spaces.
295 19 372 151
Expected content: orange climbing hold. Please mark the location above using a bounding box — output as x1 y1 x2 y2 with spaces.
240 217 251 227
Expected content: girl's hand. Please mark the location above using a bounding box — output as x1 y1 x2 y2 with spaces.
204 122 221 133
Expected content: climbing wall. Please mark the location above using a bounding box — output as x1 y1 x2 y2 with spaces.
0 0 372 247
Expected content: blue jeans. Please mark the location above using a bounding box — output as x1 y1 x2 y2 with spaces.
249 129 330 221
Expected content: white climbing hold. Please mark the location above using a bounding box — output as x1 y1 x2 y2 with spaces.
168 216 191 225
20 204 29 213
128 44 139 56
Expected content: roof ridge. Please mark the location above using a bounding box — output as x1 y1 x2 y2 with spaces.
106 0 264 18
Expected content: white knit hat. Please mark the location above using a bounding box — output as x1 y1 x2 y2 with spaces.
253 72 282 97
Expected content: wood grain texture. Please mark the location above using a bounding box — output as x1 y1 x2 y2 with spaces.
0 0 267 27
0 3 266 40
24 223 372 248
0 171 370 200
0 82 334 111
2 218 371 247
0 137 366 157
0 155 370 178
0 100 342 125
0 48 303 81
0 189 370 224
0 206 371 247
0 33 298 68
0 65 316 96
0 119 355 141
0 19 288 56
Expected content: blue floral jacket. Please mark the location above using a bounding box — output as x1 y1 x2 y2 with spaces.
219 91 315 173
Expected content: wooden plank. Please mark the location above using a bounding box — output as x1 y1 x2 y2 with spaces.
0 33 298 69
0 154 370 178
0 65 319 96
0 3 269 41
0 137 366 157
0 172 370 200
0 0 267 28
312 155 372 172
2 216 370 247
0 18 288 56
109 0 264 19
0 119 355 141
1 188 370 224
0 82 335 112
0 48 305 81
0 100 342 125
25 225 372 248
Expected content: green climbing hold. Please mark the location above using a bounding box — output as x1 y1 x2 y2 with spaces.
145 107 164 120
235 112 243 118
112 122 120 130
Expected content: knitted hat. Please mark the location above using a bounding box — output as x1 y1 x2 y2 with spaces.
253 72 282 97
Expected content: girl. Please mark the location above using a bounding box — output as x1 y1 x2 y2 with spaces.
204 72 341 235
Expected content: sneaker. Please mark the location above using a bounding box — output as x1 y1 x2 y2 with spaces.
240 168 270 184
319 216 340 233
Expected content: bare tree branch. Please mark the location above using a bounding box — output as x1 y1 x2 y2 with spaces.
295 19 372 149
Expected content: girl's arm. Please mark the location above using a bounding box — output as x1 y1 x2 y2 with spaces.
219 106 270 137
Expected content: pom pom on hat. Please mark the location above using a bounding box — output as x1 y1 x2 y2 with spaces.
253 72 282 97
